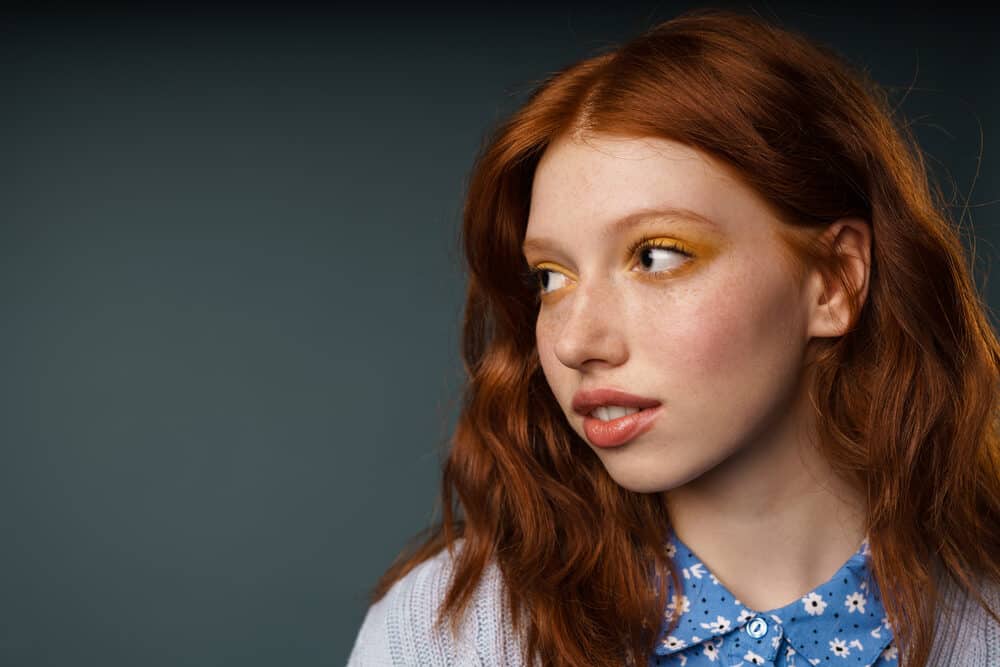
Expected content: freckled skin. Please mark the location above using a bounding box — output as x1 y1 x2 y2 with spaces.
526 133 813 494
525 132 873 611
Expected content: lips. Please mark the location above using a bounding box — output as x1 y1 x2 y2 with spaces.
571 387 663 449
571 387 662 417
582 404 663 448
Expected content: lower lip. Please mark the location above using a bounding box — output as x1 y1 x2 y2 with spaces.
583 405 663 448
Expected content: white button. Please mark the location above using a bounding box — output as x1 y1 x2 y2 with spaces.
746 616 768 638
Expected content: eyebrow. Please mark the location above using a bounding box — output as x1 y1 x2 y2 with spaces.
521 206 720 256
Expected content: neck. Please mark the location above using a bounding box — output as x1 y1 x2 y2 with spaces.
662 385 867 612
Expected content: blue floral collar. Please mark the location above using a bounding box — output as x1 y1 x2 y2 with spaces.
651 530 896 666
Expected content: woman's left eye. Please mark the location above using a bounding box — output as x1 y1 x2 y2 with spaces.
630 238 694 274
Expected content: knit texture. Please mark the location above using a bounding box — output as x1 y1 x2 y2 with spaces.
346 539 999 666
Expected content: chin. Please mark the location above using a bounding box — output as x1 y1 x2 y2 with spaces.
599 457 677 494
595 447 705 495
613 477 671 494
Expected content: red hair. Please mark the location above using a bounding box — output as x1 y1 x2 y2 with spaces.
369 8 1000 667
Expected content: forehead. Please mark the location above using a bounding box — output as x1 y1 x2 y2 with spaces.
525 133 756 238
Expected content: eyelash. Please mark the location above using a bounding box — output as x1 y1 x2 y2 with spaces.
521 236 695 295
626 237 694 268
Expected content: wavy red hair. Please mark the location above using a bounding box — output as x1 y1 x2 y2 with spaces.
368 8 1000 667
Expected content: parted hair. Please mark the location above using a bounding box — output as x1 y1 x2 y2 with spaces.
368 8 1000 667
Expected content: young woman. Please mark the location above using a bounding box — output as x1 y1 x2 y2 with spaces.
347 8 1000 667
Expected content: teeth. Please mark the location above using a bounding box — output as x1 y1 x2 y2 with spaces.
591 405 641 421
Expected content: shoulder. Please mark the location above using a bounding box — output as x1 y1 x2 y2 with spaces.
927 572 1000 666
346 538 527 666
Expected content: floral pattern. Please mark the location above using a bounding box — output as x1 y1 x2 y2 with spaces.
649 530 895 666
802 592 827 615
668 593 692 617
845 592 867 614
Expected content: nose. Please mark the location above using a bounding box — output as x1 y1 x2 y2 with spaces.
552 279 628 370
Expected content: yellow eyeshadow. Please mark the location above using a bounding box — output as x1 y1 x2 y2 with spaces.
533 261 576 277
636 237 694 254
627 234 726 282
640 235 724 260
528 234 723 293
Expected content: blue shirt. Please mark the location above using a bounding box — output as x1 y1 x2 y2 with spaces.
649 530 897 667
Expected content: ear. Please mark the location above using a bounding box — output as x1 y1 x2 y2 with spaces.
806 217 872 339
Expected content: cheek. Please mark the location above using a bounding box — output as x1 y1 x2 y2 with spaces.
532 258 806 407
536 314 566 393
648 266 806 401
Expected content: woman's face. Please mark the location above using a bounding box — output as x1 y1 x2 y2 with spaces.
524 133 820 494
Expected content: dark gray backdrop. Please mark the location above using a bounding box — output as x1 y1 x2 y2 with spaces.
3 2 997 665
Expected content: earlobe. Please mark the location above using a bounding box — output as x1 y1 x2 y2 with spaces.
806 217 872 340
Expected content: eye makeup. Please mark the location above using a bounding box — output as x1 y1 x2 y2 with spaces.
626 236 695 271
522 261 576 297
521 224 725 298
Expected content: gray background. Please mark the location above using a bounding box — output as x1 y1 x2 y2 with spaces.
2 2 997 665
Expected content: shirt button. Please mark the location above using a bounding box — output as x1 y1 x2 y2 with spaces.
746 616 768 638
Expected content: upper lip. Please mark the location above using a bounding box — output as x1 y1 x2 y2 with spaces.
571 388 662 417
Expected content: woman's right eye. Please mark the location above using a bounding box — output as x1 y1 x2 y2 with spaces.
527 266 569 295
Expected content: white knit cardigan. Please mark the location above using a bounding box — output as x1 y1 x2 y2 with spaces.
346 538 1000 666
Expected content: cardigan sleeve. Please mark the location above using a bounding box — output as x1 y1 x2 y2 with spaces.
973 576 1000 665
345 585 395 666
346 539 528 666
926 571 1000 666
